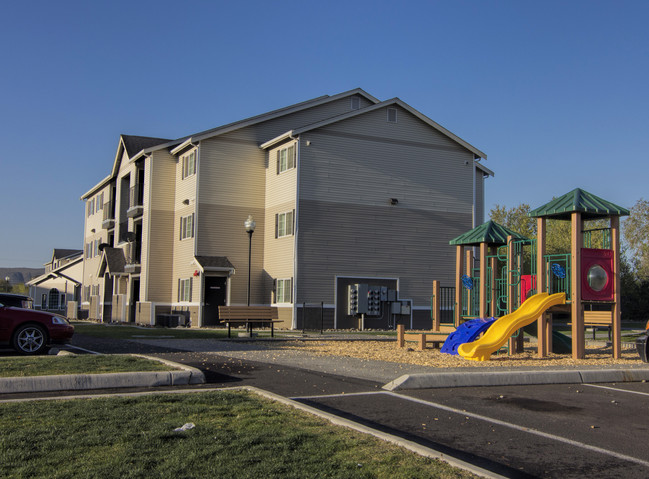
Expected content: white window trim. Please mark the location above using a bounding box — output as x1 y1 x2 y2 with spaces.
181 150 197 180
179 278 192 302
276 210 294 238
180 213 194 240
275 278 292 304
277 144 296 174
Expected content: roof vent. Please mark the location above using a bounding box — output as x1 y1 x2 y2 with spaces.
387 107 397 123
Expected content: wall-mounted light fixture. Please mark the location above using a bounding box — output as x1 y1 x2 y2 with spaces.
182 199 190 205
390 198 399 206
91 228 96 233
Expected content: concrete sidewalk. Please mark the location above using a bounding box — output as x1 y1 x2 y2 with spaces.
136 337 649 390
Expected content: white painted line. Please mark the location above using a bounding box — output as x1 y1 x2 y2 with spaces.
584 383 649 397
291 391 385 400
382 391 649 469
64 345 102 355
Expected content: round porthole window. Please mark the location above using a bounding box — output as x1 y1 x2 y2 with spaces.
587 264 608 292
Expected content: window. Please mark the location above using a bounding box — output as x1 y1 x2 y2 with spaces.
275 210 294 238
276 145 296 174
87 198 95 217
96 192 104 211
182 150 197 179
180 214 194 240
275 278 292 304
387 107 397 123
179 278 192 302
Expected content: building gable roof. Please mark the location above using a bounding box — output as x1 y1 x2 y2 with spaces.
50 249 83 263
261 98 487 159
27 256 83 286
82 89 379 199
528 188 630 220
97 247 126 276
449 220 528 246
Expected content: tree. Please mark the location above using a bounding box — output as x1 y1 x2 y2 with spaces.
624 198 649 280
489 204 535 239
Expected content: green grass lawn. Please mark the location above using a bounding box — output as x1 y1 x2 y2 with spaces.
0 355 175 378
72 322 231 339
0 391 476 479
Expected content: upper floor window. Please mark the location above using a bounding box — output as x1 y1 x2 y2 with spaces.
96 192 104 211
276 145 295 174
182 150 197 179
387 107 398 123
275 210 294 238
87 198 95 217
180 213 194 240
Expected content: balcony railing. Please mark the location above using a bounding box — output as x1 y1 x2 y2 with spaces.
127 184 144 218
102 201 115 229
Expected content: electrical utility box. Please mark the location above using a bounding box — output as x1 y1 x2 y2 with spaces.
348 283 368 315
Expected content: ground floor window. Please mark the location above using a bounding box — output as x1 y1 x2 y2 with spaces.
48 289 60 309
179 278 192 302
275 278 292 303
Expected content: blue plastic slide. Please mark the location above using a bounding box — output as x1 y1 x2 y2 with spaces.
441 317 497 355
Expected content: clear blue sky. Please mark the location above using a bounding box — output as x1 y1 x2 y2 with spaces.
1 0 647 268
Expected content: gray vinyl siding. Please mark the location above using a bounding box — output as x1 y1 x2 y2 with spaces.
296 105 477 304
475 167 485 226
144 150 176 302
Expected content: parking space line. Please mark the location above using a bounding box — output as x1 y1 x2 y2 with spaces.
290 391 385 400
584 383 649 397
295 389 649 468
64 345 101 355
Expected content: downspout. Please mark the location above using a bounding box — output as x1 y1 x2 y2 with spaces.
194 144 202 326
292 135 300 329
472 156 477 229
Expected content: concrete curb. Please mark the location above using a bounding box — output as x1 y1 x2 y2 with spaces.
0 356 205 394
241 386 506 479
383 368 649 391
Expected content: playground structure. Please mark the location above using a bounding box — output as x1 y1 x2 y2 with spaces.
437 188 629 360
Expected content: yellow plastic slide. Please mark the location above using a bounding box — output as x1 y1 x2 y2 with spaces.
457 292 566 361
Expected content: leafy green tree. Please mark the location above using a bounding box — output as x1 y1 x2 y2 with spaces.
624 198 649 280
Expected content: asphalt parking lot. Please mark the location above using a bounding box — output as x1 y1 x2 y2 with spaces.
3 334 649 478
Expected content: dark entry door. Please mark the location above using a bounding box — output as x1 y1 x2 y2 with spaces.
204 276 227 326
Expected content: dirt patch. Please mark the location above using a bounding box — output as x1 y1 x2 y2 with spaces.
274 340 642 368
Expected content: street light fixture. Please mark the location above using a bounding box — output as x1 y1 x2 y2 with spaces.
244 215 256 307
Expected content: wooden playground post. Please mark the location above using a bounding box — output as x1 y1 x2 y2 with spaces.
506 235 518 354
454 245 463 327
466 249 473 317
479 242 488 318
571 212 585 359
611 216 622 358
432 280 441 332
536 217 550 357
489 248 498 318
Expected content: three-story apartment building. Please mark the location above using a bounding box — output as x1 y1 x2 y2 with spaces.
80 89 492 329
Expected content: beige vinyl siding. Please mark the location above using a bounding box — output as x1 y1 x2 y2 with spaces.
296 106 476 304
143 150 177 302
172 147 198 303
264 141 297 304
195 136 266 305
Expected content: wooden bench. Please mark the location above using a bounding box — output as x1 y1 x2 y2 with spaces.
396 324 455 350
218 306 281 338
569 311 613 340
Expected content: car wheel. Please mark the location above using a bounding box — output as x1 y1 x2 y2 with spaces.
13 324 48 355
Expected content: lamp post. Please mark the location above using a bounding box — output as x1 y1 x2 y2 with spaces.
4 276 10 293
244 215 256 307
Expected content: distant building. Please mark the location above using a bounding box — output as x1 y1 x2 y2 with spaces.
27 249 83 311
80 89 492 328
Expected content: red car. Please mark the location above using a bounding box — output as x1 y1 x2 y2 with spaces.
0 294 74 355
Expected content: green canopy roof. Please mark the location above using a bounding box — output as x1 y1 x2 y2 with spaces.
449 220 528 246
528 188 630 220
